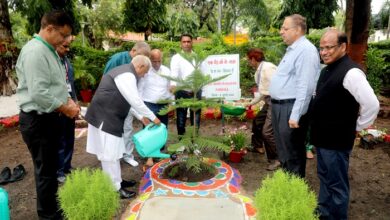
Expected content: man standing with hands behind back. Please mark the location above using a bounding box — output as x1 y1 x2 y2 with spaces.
16 10 79 219
310 29 379 220
269 14 320 178
170 34 201 136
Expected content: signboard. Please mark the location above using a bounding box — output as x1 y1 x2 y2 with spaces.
202 54 241 101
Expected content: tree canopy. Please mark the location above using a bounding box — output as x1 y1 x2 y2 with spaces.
274 0 339 31
123 0 170 41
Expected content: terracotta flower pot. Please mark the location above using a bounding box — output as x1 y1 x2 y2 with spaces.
80 89 93 103
229 150 245 163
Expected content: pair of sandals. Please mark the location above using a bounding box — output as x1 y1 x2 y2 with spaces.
0 164 26 185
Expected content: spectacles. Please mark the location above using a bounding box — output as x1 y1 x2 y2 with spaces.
280 26 296 31
319 44 340 52
54 27 71 39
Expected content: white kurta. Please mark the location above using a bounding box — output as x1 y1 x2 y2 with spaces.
86 72 157 162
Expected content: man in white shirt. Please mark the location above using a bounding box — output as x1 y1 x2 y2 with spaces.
170 34 201 136
85 55 161 199
139 49 173 166
310 29 379 219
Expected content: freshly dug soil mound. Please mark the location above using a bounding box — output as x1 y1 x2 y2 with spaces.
162 161 217 182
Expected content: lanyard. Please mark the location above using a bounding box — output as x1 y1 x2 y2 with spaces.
33 35 59 59
64 59 69 81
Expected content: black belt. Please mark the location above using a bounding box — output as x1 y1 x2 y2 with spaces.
271 99 295 104
21 110 59 116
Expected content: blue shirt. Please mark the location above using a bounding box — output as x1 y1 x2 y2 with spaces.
269 36 320 122
103 51 131 74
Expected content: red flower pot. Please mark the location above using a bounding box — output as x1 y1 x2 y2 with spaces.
384 134 390 143
229 150 245 163
80 89 93 103
0 115 19 128
245 108 255 120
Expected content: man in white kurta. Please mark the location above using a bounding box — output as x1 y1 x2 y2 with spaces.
85 55 161 199
138 49 173 167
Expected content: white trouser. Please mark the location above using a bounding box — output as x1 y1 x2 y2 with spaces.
101 160 121 190
123 111 134 159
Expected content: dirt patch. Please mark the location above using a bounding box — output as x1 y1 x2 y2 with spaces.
162 161 217 182
0 116 389 220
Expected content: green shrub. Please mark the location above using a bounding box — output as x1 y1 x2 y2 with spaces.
254 170 318 220
58 168 120 220
366 47 389 94
68 36 389 98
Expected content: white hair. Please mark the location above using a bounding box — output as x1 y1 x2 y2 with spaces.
132 55 151 68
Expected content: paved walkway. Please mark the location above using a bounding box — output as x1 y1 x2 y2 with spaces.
121 158 257 220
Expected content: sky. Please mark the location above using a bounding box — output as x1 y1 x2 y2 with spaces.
371 0 386 14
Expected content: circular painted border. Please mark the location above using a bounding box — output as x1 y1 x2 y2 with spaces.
148 158 237 191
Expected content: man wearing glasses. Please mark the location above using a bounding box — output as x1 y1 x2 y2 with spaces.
269 14 320 178
310 29 379 220
56 37 77 184
16 10 79 219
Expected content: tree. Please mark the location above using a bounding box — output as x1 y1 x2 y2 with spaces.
345 0 371 69
273 0 338 32
377 0 390 38
9 0 94 35
0 0 17 96
184 0 218 32
239 0 270 37
10 0 78 34
167 8 199 40
123 0 170 41
78 0 125 48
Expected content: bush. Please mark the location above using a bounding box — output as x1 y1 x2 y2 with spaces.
366 47 389 94
58 168 119 220
254 170 318 220
68 35 389 97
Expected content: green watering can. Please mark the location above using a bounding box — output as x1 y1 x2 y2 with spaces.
133 123 171 159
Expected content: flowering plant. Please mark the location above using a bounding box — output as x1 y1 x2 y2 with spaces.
223 125 249 152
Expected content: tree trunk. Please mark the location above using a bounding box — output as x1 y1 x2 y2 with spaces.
345 0 371 70
145 28 152 41
0 0 17 96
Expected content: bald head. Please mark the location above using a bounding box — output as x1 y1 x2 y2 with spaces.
150 49 163 71
319 29 348 65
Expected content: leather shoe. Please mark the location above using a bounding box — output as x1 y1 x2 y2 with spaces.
118 188 136 199
120 179 137 188
266 160 281 171
8 164 26 183
0 167 11 185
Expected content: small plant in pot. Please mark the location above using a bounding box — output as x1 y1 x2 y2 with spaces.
224 126 248 163
158 52 231 182
73 56 96 102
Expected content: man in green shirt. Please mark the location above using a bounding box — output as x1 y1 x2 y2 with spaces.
16 10 79 219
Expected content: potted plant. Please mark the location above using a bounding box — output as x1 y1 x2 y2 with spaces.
224 126 248 163
158 52 231 181
73 56 96 102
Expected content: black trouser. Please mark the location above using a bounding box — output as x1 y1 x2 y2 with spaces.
175 90 201 135
251 96 278 160
271 99 308 178
19 111 63 220
58 115 75 177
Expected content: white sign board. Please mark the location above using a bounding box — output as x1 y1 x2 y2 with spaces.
202 54 241 100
